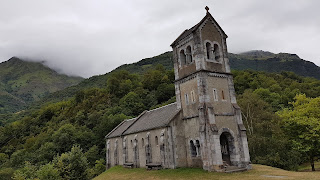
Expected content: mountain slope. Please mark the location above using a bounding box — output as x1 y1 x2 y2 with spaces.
229 51 320 79
39 52 173 104
39 50 320 106
0 57 83 113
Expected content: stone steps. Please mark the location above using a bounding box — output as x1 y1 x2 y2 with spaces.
224 166 248 173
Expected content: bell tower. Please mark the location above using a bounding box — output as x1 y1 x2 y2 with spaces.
171 7 251 171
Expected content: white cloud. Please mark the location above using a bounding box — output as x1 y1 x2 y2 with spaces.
0 0 319 77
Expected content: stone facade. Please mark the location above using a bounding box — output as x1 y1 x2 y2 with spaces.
105 8 251 172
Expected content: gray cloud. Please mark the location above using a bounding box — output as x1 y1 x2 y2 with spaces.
0 0 319 77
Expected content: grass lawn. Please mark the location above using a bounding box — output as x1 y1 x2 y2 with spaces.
94 164 320 180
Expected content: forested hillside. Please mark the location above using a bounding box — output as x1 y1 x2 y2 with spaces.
229 50 320 79
40 50 320 107
1 51 320 179
0 57 83 114
1 65 320 179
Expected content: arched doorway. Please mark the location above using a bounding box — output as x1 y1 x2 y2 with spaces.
220 132 233 165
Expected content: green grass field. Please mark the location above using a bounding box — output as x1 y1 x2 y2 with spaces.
94 164 320 180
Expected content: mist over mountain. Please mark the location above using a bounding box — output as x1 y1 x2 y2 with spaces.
1 50 320 115
0 57 83 114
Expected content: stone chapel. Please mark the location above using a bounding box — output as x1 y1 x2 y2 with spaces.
105 7 251 172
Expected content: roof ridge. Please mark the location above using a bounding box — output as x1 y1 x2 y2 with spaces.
121 110 148 136
171 12 227 47
105 120 126 138
147 102 177 113
125 118 136 121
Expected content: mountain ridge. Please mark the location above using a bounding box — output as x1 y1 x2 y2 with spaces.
2 50 320 115
0 57 83 114
37 50 320 106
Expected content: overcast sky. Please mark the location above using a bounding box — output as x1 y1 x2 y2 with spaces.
0 0 319 78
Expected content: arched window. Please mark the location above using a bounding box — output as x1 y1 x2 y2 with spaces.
213 44 220 61
206 42 213 59
221 90 225 100
190 140 197 157
123 138 128 163
155 136 159 146
186 46 193 63
114 140 119 165
185 93 189 105
106 140 110 168
146 134 152 163
191 91 195 103
180 50 187 66
141 138 144 148
213 88 218 101
195 140 201 156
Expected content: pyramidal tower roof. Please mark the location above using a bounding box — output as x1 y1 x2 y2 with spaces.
171 6 227 47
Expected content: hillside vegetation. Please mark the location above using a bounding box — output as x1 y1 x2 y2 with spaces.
229 51 320 79
0 57 83 124
0 57 83 112
0 51 320 179
39 50 320 107
1 67 320 179
94 164 320 180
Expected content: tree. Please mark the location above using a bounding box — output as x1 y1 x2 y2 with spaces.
52 124 77 153
278 94 320 171
86 159 105 179
53 145 89 180
0 153 9 167
119 92 145 116
36 163 61 180
12 161 37 180
238 90 274 136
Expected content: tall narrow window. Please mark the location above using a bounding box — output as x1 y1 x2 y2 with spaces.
191 91 195 103
221 90 225 100
213 88 218 101
146 134 152 164
106 140 110 168
180 50 186 66
123 138 128 163
190 140 197 157
206 42 212 59
114 140 119 165
185 93 189 105
195 140 201 156
186 46 193 63
155 136 159 146
141 138 144 148
213 44 220 61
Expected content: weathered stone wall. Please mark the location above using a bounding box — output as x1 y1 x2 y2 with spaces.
201 20 223 47
178 63 196 79
170 112 188 167
178 77 199 117
200 20 226 72
206 74 233 114
106 125 178 169
183 117 202 167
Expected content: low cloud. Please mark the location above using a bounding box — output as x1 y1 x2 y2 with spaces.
0 0 319 77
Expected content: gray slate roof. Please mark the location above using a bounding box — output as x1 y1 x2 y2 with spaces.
106 103 180 138
170 12 227 47
106 118 136 138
